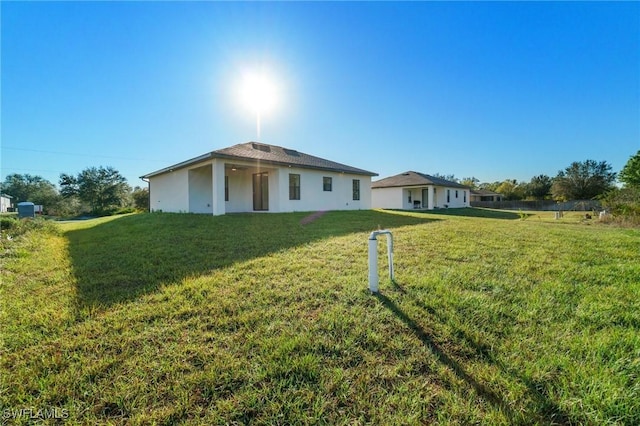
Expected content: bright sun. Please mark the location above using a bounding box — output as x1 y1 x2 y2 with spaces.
240 71 278 115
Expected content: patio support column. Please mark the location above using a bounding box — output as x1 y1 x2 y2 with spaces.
211 159 226 215
428 186 435 210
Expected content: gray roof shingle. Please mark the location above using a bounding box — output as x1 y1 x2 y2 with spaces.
214 143 377 175
372 171 469 189
142 142 377 178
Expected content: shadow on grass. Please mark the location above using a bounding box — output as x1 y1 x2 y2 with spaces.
374 291 516 418
411 207 529 220
66 210 435 311
377 285 573 425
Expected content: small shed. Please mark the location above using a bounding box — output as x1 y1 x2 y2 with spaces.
0 194 13 213
18 202 36 218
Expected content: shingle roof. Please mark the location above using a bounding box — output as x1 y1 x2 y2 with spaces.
372 171 469 189
142 142 377 178
214 143 377 175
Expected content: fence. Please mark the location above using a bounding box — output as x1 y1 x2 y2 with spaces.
470 200 601 211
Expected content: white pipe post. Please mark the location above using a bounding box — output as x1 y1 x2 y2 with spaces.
368 235 379 293
368 230 394 293
386 232 394 281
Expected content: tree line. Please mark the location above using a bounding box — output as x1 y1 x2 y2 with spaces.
451 161 616 201
1 166 148 217
439 153 640 205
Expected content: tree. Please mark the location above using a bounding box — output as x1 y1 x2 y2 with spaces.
131 186 149 211
619 150 640 188
433 173 458 183
551 160 616 201
600 186 640 219
60 166 131 215
460 177 479 189
495 179 525 200
0 173 61 211
524 175 552 200
478 181 502 192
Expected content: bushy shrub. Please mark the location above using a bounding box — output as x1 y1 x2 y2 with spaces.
0 216 18 232
113 207 137 215
600 187 640 226
2 217 60 239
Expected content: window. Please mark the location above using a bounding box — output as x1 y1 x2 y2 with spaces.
225 176 229 201
289 174 300 200
323 176 332 191
352 179 360 200
455 190 458 198
463 191 467 203
447 189 450 203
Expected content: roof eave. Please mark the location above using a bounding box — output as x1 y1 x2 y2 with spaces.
140 152 213 179
372 182 471 189
216 153 377 176
142 151 377 179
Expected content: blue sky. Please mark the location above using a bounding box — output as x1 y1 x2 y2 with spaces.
2 1 639 188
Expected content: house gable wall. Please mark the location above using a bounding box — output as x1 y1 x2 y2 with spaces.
149 168 189 213
188 165 213 214
371 187 402 209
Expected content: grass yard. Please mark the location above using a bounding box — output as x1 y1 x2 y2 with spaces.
1 209 639 425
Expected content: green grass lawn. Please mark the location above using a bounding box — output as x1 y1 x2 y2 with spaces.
2 209 638 425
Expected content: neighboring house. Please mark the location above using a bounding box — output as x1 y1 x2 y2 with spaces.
1 194 13 213
141 142 377 215
470 189 503 203
371 171 470 210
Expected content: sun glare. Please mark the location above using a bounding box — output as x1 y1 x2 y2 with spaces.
238 69 280 140
240 71 278 115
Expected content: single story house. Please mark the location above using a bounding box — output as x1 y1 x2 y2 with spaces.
470 189 503 202
371 171 470 210
141 142 377 215
1 194 13 213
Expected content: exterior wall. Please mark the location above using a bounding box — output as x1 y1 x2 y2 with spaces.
0 196 12 213
372 185 470 210
188 165 213 214
430 186 470 208
226 165 371 213
371 187 402 209
149 168 190 213
150 160 372 214
440 187 469 208
276 168 370 212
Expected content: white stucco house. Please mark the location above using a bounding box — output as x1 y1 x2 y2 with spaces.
1 194 13 213
372 171 471 210
470 189 503 203
141 142 377 215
